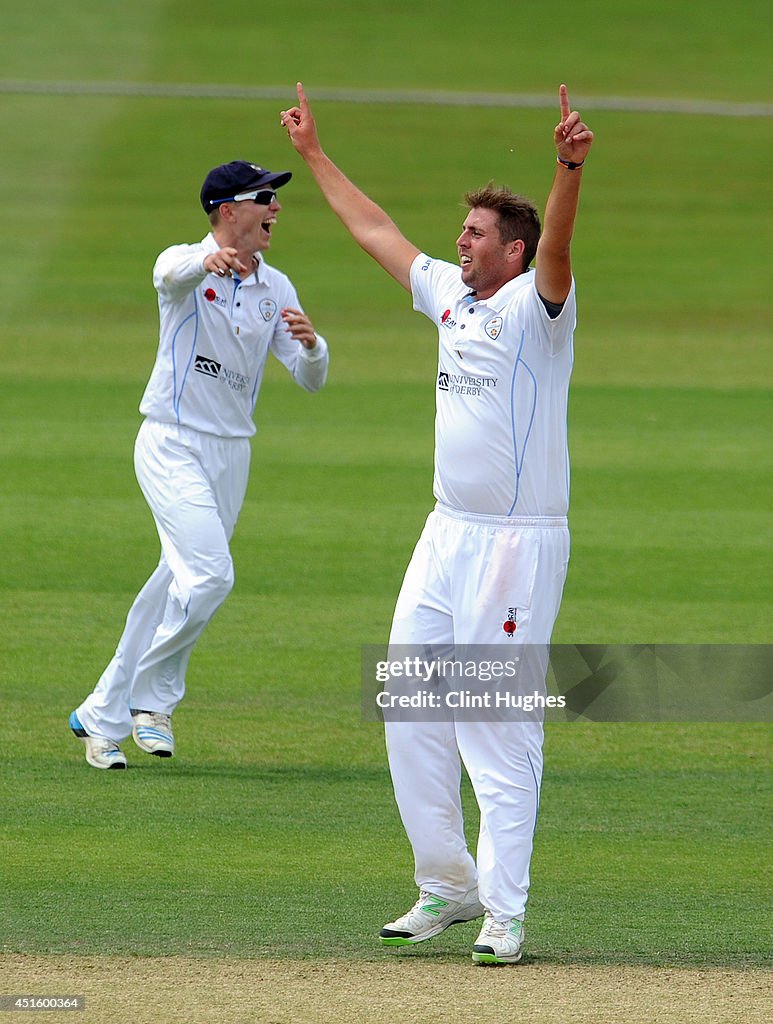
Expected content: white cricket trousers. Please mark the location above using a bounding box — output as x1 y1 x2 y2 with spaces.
385 503 570 922
76 419 250 742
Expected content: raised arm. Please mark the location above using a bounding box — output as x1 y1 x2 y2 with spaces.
281 83 419 292
535 84 594 305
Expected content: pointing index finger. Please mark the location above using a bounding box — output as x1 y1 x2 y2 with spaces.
559 83 571 123
296 81 308 109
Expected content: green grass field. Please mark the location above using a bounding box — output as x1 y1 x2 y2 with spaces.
0 0 771 1014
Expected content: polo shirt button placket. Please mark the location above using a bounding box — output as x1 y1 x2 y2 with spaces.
233 282 242 335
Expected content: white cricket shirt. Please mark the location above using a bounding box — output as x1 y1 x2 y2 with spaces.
410 253 576 517
140 233 329 438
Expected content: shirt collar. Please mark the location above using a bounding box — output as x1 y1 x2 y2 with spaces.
252 255 270 285
469 268 535 312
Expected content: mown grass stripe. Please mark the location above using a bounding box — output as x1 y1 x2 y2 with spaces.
0 79 770 117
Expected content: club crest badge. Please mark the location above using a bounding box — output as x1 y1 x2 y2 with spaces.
259 299 277 322
485 316 503 340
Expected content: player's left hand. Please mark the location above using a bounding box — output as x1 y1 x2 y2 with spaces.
280 82 321 159
554 84 594 164
281 307 317 349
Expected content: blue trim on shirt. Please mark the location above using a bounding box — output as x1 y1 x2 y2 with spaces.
508 329 538 515
172 292 199 422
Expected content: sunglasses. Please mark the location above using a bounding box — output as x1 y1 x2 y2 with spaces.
210 188 277 207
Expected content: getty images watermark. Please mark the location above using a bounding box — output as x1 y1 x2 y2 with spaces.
373 652 565 716
361 645 773 723
364 644 563 723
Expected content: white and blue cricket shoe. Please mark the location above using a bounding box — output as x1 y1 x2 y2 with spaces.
130 709 174 757
69 711 127 770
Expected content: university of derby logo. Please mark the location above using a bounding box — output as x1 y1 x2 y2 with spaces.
503 607 517 636
485 316 503 340
193 354 250 393
436 369 498 397
194 354 222 378
259 298 277 322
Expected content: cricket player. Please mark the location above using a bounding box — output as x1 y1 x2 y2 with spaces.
70 159 329 769
281 83 592 964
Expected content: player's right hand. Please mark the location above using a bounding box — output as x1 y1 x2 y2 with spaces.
203 248 248 278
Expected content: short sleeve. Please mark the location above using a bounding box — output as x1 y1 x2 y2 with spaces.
409 253 463 320
524 276 577 355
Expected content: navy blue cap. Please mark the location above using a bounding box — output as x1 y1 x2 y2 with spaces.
200 160 292 211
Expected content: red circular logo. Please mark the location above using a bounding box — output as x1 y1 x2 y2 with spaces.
204 288 217 302
503 620 517 635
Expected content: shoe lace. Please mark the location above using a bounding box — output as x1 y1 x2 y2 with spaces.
481 913 522 940
481 915 508 939
401 890 444 922
91 737 121 754
410 890 433 914
146 712 171 729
